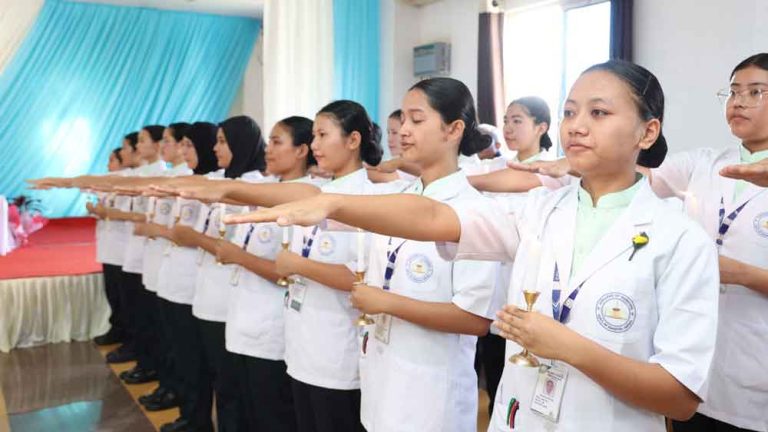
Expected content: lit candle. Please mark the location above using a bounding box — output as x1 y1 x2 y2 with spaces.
685 192 700 222
282 225 293 245
218 203 226 235
356 228 366 273
523 235 542 291
172 197 181 221
146 196 157 222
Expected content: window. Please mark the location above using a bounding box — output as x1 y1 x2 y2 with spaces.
503 0 610 156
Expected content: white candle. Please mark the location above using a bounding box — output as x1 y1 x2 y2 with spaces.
356 228 366 273
523 235 542 291
685 192 700 222
218 203 226 233
146 197 157 221
172 197 181 220
282 226 293 245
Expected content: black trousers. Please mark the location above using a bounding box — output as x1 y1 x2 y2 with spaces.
117 269 141 353
130 276 159 371
156 297 179 393
476 332 506 415
101 264 126 339
234 354 296 432
672 413 758 432
291 378 364 432
165 302 213 432
198 319 245 432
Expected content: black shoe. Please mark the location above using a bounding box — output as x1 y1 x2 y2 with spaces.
139 386 168 405
106 346 137 364
123 368 158 385
161 418 192 432
144 390 180 411
94 329 123 346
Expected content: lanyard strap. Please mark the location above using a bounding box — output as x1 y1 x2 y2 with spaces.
550 262 585 324
201 206 216 234
382 238 407 291
301 226 320 258
716 196 750 247
241 224 256 250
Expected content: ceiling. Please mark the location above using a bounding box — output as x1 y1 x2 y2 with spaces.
73 0 265 17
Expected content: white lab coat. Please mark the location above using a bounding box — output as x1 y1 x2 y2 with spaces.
439 179 719 432
652 147 768 431
122 160 168 274
360 171 499 432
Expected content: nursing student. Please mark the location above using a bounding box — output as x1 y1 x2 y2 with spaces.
214 116 318 432
351 78 499 432
229 61 720 432
154 122 221 432
166 115 266 432
90 146 127 347
175 100 385 432
133 122 192 411
652 53 768 432
478 96 556 417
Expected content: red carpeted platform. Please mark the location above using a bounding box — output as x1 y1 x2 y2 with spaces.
0 217 100 280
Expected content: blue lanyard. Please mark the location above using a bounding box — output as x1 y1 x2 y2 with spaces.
550 263 585 324
301 226 320 258
241 224 256 250
716 196 750 247
201 206 216 234
382 238 407 291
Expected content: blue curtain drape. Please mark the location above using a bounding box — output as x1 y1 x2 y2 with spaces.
333 0 380 121
0 0 260 217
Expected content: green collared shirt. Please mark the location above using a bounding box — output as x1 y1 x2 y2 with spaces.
734 145 768 199
572 178 643 276
513 153 542 164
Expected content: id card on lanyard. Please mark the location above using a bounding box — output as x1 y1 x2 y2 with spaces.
374 237 407 345
716 196 751 292
229 224 257 286
195 206 217 265
288 225 320 312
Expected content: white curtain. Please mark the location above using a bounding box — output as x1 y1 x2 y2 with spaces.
263 0 334 132
0 0 44 74
0 273 110 353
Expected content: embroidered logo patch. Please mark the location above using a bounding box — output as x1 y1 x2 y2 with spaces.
159 202 172 216
405 253 434 283
595 292 637 333
180 205 195 223
753 212 768 238
257 226 274 243
317 233 336 256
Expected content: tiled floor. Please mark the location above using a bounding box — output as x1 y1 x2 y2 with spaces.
0 342 154 432
0 341 491 432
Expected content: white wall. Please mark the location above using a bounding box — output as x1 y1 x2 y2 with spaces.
381 0 768 155
635 0 768 153
379 0 481 130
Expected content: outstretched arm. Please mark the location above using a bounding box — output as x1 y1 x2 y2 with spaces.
225 193 462 243
720 158 768 187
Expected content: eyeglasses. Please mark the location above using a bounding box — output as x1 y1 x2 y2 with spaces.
717 88 768 107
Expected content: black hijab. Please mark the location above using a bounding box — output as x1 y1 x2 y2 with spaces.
219 115 266 179
185 122 219 175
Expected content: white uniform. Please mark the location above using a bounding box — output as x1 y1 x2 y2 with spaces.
155 169 226 305
439 179 719 432
142 163 192 292
225 176 325 360
122 160 168 275
652 146 768 432
100 168 136 267
192 171 268 323
284 168 380 390
360 171 499 432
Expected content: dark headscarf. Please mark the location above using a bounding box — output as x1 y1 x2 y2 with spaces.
219 115 266 179
185 122 219 175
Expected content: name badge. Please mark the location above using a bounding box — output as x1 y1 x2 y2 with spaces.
530 363 568 423
289 280 307 312
374 314 392 345
229 267 242 286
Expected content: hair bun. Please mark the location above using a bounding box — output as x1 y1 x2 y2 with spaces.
637 134 667 168
460 127 492 157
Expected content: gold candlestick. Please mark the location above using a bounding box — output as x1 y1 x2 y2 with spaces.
354 271 375 326
508 290 541 367
276 242 294 286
